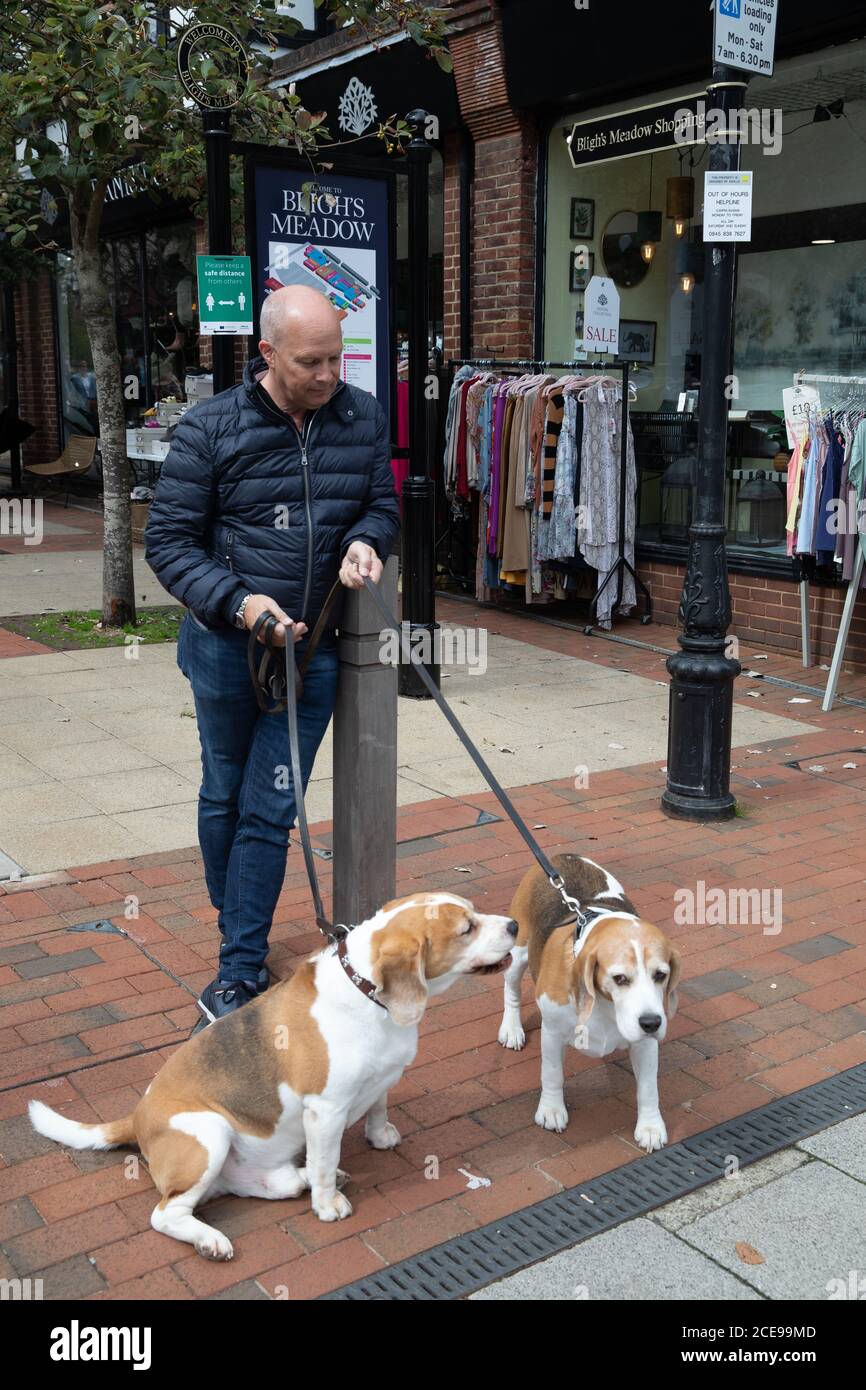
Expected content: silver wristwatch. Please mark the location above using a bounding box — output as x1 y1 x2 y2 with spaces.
233 594 253 630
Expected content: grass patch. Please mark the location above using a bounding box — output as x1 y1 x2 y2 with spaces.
3 606 184 650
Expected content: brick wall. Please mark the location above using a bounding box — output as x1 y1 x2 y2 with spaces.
445 0 537 361
639 558 866 666
14 270 60 467
442 130 463 358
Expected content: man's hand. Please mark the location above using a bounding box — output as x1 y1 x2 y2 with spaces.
339 541 382 590
243 595 307 646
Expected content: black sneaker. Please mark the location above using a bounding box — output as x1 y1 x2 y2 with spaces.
196 977 260 1025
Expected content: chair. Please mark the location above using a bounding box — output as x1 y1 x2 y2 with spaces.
25 435 98 507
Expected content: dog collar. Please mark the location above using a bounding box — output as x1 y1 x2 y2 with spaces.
335 936 387 1010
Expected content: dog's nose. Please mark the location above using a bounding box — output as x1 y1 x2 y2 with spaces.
505 918 518 937
639 1014 662 1034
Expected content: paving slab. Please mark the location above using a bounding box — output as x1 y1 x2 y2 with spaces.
678 1162 866 1300
650 1149 810 1232
0 548 168 617
469 1216 762 1300
798 1114 866 1182
0 620 816 875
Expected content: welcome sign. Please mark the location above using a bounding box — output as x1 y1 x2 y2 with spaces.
251 164 391 417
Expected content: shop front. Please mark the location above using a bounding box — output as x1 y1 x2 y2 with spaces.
445 0 866 667
542 41 866 585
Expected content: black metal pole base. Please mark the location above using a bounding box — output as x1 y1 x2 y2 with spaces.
398 622 441 698
661 788 736 820
662 635 741 821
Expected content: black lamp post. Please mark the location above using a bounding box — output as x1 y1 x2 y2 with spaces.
176 23 248 397
203 108 234 395
662 65 747 821
399 109 440 699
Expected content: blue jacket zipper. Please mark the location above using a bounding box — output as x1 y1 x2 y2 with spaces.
295 407 321 624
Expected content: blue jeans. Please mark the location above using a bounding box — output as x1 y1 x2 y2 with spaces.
177 613 340 982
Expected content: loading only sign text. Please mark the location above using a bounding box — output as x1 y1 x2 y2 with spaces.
714 0 778 76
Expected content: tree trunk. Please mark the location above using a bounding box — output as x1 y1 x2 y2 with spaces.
69 178 136 627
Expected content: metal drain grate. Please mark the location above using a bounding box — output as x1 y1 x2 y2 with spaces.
322 1063 866 1300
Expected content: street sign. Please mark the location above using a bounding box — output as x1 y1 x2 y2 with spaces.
196 255 253 335
713 0 778 77
703 170 753 242
177 23 249 110
583 276 620 355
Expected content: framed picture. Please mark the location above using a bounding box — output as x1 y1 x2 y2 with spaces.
617 319 656 364
570 197 595 240
569 250 593 293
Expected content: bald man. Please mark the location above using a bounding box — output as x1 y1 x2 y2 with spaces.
146 285 400 1022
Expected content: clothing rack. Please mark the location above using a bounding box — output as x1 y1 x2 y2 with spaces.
446 357 652 631
794 372 866 710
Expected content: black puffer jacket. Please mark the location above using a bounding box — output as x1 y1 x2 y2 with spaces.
145 356 400 633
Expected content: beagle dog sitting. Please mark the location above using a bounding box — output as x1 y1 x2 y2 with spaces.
498 853 680 1152
30 892 516 1260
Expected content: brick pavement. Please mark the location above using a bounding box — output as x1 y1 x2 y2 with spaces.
1 596 866 1298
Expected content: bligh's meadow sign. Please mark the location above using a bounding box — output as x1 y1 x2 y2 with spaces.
176 23 249 110
566 94 708 169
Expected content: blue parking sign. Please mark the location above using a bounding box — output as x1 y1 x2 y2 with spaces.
714 0 776 74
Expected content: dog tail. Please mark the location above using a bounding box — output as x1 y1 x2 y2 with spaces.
28 1098 136 1151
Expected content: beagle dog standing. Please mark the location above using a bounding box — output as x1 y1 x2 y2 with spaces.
498 853 680 1152
30 892 516 1260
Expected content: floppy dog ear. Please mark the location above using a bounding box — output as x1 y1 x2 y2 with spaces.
664 946 682 1020
574 943 599 1027
372 935 428 1026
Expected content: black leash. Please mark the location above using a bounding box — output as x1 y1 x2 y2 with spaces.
358 576 583 915
249 576 588 961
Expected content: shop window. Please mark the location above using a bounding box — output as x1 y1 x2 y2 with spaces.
544 39 866 572
394 151 444 353
55 220 201 446
56 252 99 440
145 226 199 407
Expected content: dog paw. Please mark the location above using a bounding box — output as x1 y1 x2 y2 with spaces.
265 1169 307 1200
195 1231 234 1261
535 1099 569 1132
498 1020 526 1050
298 1166 349 1190
366 1121 401 1150
314 1191 353 1222
635 1115 667 1152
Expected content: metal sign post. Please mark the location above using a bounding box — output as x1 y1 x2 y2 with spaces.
662 63 747 822
176 23 249 394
